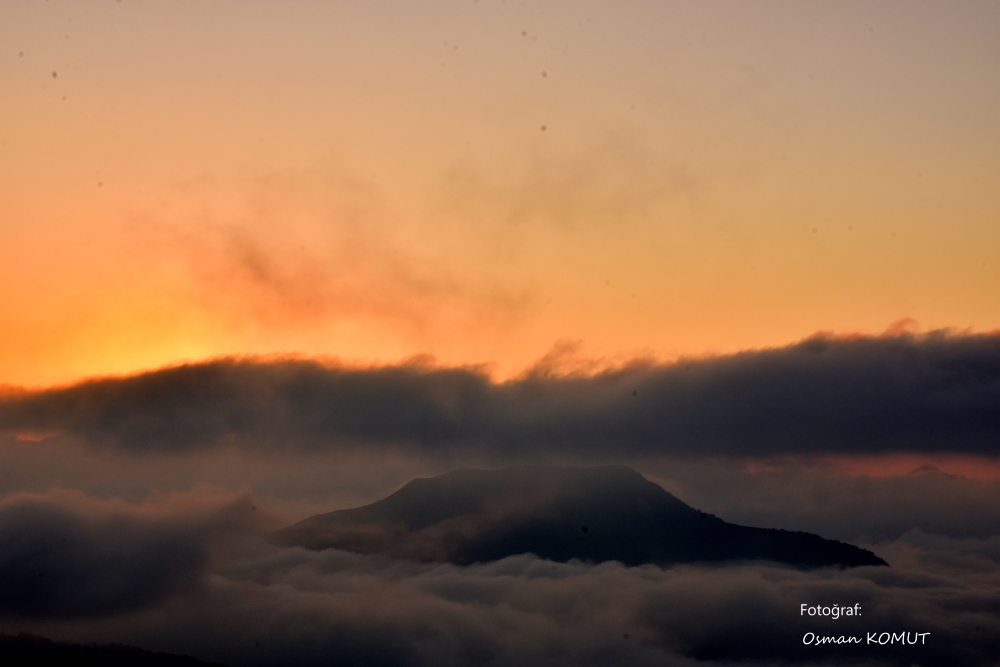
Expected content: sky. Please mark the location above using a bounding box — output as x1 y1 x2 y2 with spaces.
2 2 1000 666
2 0 999 387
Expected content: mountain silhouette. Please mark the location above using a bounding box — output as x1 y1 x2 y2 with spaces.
274 466 887 568
0 633 227 667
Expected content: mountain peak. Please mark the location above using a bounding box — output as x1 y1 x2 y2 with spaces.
274 465 886 569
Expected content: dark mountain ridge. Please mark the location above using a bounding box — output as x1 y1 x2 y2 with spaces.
274 466 887 568
0 633 226 667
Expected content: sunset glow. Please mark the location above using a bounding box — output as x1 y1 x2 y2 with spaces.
3 1 998 387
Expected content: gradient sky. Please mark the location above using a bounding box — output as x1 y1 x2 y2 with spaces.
2 0 998 387
3 7 1000 664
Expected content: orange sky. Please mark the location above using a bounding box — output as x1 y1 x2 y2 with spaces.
2 0 998 387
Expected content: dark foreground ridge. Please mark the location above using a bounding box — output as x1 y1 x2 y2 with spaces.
0 633 227 667
274 466 887 568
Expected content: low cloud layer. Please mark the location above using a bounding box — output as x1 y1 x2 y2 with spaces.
2 331 998 457
0 472 996 666
3 511 998 667
0 492 256 618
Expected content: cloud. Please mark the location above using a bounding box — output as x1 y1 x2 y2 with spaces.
0 491 256 618
641 458 1000 543
6 534 998 667
0 476 997 666
1 331 998 458
135 164 538 343
437 126 699 236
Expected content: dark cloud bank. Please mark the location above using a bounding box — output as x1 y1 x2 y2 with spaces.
2 330 999 456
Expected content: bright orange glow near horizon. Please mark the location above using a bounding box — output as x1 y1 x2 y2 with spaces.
2 1 999 388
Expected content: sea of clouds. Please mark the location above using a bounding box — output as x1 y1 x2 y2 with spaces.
1 332 998 665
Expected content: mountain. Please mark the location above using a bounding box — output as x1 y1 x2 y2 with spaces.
0 633 226 667
273 466 887 568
